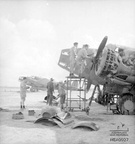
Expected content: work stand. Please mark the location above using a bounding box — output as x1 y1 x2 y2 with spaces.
65 75 87 112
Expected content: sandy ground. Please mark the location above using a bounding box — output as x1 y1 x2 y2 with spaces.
0 89 135 144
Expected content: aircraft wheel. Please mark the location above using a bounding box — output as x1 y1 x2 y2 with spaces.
119 94 135 115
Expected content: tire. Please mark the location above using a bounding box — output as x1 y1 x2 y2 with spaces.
119 94 135 115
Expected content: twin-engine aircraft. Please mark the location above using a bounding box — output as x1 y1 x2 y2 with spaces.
19 76 79 92
58 36 135 114
19 76 50 92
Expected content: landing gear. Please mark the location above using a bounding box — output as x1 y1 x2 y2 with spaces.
119 94 135 115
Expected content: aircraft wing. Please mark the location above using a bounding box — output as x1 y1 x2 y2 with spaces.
26 77 46 86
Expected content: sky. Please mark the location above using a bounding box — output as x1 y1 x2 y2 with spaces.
0 0 135 87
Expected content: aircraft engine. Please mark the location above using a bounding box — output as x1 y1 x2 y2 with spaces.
95 47 118 78
95 43 135 115
95 46 135 84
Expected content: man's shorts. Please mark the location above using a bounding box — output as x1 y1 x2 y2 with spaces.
60 94 66 104
20 93 26 100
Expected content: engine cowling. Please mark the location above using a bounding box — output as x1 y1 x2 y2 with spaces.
95 46 135 83
95 47 118 78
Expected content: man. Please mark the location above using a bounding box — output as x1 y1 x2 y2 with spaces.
19 77 29 109
47 78 54 106
69 42 78 76
127 54 135 67
58 81 66 110
118 48 130 65
76 44 90 75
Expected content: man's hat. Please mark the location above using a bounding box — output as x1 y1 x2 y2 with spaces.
50 78 54 81
85 44 89 47
74 42 78 45
19 76 27 81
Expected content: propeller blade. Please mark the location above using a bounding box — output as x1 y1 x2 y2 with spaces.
86 36 108 91
95 36 108 60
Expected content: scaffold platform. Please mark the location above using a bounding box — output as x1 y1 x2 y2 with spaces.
65 75 88 111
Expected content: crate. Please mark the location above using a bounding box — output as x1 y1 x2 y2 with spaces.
12 112 24 119
28 110 35 116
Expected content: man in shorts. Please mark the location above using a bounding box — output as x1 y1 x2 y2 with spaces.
47 78 54 106
58 81 66 110
19 77 29 109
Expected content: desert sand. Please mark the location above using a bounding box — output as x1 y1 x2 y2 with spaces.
0 88 135 144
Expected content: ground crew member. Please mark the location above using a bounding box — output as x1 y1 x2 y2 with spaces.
58 81 66 110
119 49 134 67
127 54 135 67
118 49 129 65
19 77 29 109
69 42 78 76
47 78 54 106
76 44 90 75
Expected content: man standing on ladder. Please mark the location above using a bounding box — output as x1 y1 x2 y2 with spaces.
69 42 78 76
76 44 90 76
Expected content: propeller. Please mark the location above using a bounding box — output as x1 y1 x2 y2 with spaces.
90 36 108 70
95 36 108 63
86 36 108 91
